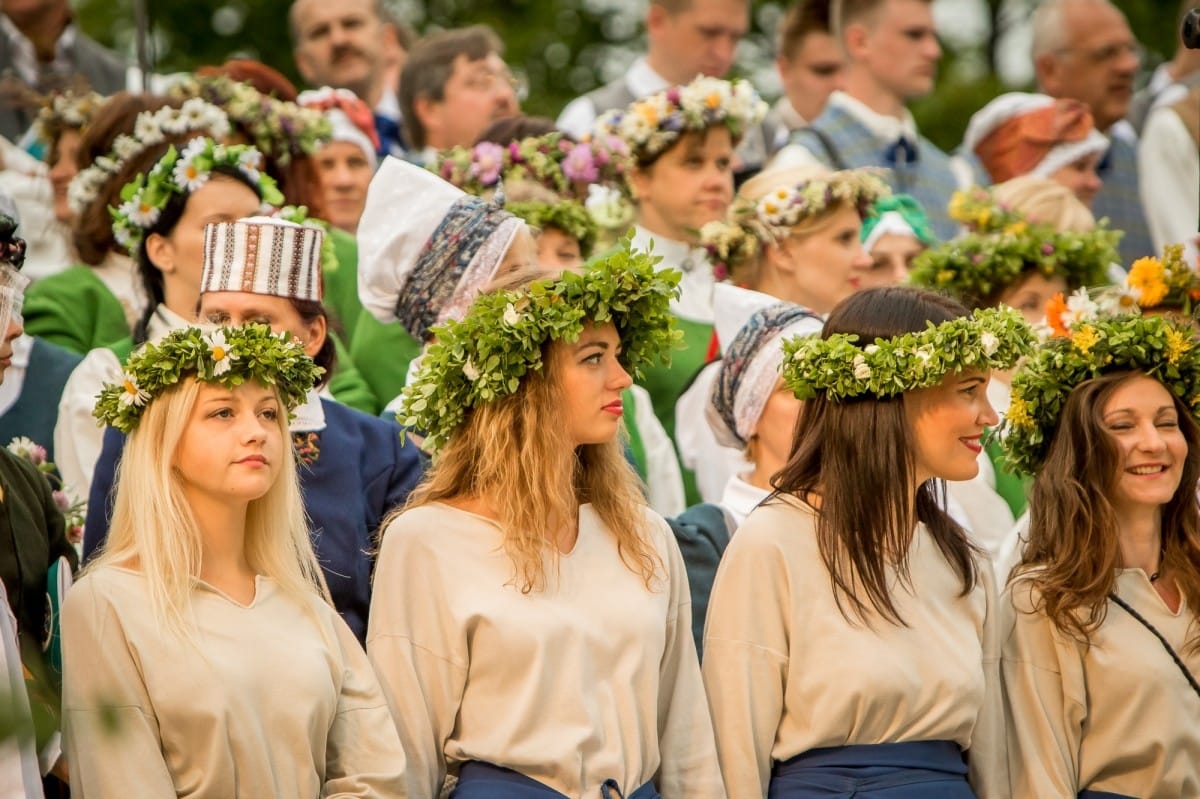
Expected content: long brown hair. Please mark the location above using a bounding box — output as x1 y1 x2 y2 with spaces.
770 286 980 625
1014 371 1200 649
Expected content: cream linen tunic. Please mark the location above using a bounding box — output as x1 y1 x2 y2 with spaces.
62 566 406 798
1002 570 1200 798
367 502 723 799
702 493 1007 798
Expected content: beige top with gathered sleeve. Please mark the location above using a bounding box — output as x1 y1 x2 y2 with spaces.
702 493 1008 799
1001 569 1200 798
62 565 406 798
367 502 723 799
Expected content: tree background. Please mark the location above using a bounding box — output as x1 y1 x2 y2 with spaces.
75 0 1184 150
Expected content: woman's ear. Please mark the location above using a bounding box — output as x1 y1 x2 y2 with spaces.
145 232 174 275
628 164 651 203
301 314 327 358
764 238 797 278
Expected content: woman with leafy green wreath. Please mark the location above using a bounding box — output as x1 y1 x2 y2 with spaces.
64 324 405 795
998 305 1200 798
703 286 1031 798
909 176 1119 543
367 251 722 798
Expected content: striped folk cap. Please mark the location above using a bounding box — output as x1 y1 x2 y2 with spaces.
201 216 324 302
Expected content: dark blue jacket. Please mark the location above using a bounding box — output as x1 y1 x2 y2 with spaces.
83 398 424 644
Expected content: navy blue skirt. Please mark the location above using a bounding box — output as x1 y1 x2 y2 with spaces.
767 740 975 798
452 761 660 799
1078 791 1136 799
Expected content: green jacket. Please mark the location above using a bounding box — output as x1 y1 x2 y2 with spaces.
24 265 130 355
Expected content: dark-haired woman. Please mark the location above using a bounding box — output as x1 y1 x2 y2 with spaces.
703 286 1027 798
53 135 274 500
999 311 1200 798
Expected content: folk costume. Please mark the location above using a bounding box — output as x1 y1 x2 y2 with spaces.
702 304 1033 799
82 216 424 644
591 76 766 453
65 324 406 797
998 308 1200 799
369 254 723 798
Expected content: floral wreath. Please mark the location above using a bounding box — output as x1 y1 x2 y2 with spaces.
34 89 105 145
1001 309 1200 476
907 222 1119 306
506 199 598 256
6 437 85 544
432 132 630 201
110 137 283 251
782 305 1035 401
592 75 767 163
94 324 322 434
700 168 891 278
397 244 682 451
169 75 332 165
1121 243 1200 316
68 98 232 215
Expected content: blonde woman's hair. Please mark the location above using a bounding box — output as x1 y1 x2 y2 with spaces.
726 163 854 286
991 174 1096 232
399 340 662 593
90 377 330 636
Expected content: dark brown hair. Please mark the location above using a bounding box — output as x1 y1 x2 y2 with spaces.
475 115 563 146
1015 371 1200 649
778 0 835 60
400 25 503 150
770 285 980 625
72 92 175 266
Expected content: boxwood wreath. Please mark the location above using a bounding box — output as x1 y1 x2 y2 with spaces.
94 324 321 433
1000 312 1200 476
397 245 682 451
781 305 1035 402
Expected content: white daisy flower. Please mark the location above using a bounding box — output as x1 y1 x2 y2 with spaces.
502 303 522 326
173 152 209 193
120 196 161 229
112 134 141 160
852 354 871 380
980 331 1000 356
119 373 150 407
462 359 480 381
205 330 237 376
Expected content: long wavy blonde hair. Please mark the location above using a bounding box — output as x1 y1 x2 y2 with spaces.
90 377 329 636
399 337 662 594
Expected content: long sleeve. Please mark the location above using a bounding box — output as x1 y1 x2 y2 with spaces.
1139 105 1199 253
1000 581 1085 798
367 521 469 798
82 427 125 563
62 577 177 797
968 562 1010 799
653 521 724 799
323 616 408 798
702 515 791 798
54 348 121 502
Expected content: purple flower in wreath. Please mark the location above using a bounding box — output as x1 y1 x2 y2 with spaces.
470 142 505 186
1041 243 1055 256
292 431 321 467
563 143 599 183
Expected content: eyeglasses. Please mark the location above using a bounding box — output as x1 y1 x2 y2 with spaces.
1055 40 1143 65
463 68 529 102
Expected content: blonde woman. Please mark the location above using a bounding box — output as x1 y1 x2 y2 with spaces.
368 252 721 798
62 325 405 795
676 164 884 502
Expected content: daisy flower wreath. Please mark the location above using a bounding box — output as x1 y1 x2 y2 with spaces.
398 245 683 452
94 324 322 434
1000 312 1200 476
782 305 1035 402
592 75 767 163
110 137 284 250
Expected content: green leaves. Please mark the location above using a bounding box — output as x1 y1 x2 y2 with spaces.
398 240 681 451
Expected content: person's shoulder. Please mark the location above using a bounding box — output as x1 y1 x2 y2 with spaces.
731 493 818 552
26 264 100 297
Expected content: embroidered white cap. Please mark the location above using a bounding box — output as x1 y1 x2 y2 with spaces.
201 216 325 302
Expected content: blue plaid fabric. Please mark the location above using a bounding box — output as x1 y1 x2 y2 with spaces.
1092 135 1153 266
788 103 966 241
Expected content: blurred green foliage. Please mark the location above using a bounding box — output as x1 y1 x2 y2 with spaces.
74 0 1183 151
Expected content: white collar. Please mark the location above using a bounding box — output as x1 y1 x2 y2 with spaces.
827 91 919 143
773 97 807 131
146 304 193 342
0 15 76 86
290 388 327 432
632 225 715 323
720 474 771 528
625 57 671 99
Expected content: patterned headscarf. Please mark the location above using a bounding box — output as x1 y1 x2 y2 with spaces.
708 302 823 450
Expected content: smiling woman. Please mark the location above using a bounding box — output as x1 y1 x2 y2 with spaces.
702 286 1031 799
